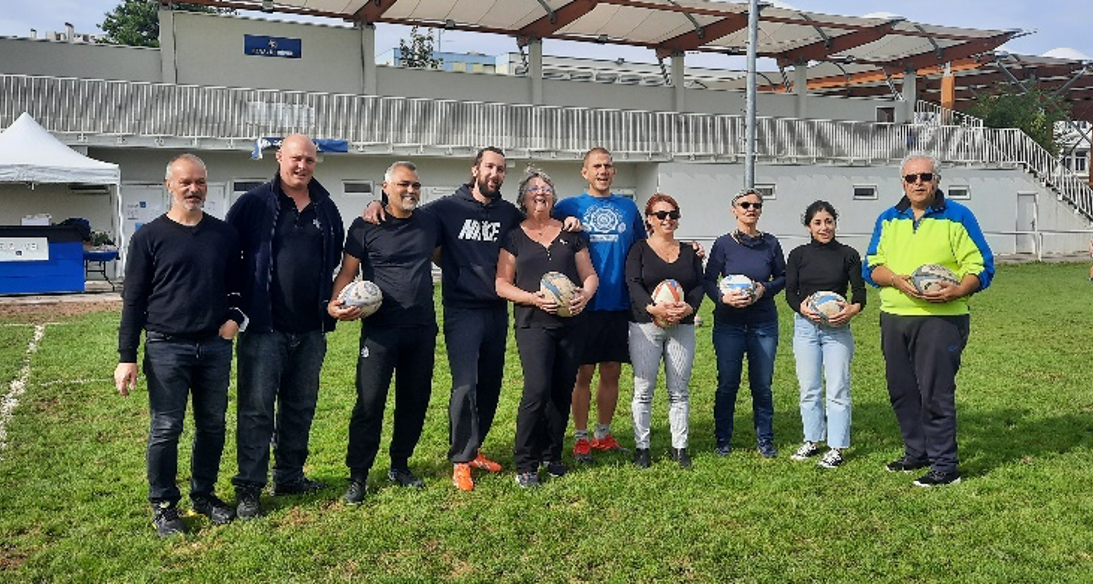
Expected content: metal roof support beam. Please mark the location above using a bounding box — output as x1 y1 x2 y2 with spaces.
654 13 749 59
774 20 899 67
352 0 398 24
871 32 1016 73
519 0 599 45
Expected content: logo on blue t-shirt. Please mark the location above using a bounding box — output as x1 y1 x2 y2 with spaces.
584 204 628 243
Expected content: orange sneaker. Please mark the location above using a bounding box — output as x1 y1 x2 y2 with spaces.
470 452 502 473
573 437 592 463
591 433 628 453
452 463 474 491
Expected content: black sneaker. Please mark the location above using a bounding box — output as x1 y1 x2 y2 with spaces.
543 461 567 478
191 494 236 525
270 477 328 496
715 444 732 457
885 455 930 473
235 490 262 520
514 471 540 489
344 479 367 505
151 502 187 538
913 469 962 487
670 447 692 468
633 448 651 468
387 468 425 489
757 440 778 459
790 441 822 461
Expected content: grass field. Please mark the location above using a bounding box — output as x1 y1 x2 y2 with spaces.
2 262 1093 582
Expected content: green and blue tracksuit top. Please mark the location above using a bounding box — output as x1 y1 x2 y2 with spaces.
863 191 995 316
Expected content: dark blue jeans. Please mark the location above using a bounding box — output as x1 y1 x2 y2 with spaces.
444 305 508 464
143 331 233 505
712 320 779 448
233 329 326 491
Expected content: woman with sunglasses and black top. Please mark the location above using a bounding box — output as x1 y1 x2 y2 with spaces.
784 200 865 469
703 189 786 458
624 193 705 468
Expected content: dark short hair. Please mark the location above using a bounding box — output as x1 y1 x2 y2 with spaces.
474 147 506 168
802 200 839 226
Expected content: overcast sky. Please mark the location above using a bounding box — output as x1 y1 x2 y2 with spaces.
2 1 1089 68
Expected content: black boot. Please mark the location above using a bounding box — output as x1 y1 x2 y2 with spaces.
633 448 651 468
670 447 692 468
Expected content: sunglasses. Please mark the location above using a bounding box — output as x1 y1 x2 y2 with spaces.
649 210 680 221
903 173 935 183
736 201 763 210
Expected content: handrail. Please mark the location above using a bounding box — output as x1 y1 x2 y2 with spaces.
2 73 1090 220
914 100 984 128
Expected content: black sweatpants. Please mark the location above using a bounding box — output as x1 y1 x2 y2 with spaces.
346 324 436 476
445 305 509 464
880 312 969 473
513 324 578 473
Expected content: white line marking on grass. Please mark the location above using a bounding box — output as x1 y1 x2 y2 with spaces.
0 323 47 461
34 378 113 388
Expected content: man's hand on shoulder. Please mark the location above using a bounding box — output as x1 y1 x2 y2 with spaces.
362 200 386 225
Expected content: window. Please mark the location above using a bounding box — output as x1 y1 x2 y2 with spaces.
876 106 896 124
946 185 970 200
233 180 264 194
754 183 776 200
343 181 373 196
853 185 878 200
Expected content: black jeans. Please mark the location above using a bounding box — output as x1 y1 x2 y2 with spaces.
143 332 232 505
232 329 326 492
513 325 578 473
345 324 437 476
444 305 508 464
880 313 970 473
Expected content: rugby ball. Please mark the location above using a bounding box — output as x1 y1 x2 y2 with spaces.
338 279 383 317
540 271 577 317
911 264 960 294
650 279 685 328
718 274 757 300
807 291 846 324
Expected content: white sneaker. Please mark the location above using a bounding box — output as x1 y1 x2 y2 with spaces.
790 442 821 461
818 448 844 469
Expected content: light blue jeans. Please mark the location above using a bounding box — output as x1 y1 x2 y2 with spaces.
629 322 695 449
792 314 853 449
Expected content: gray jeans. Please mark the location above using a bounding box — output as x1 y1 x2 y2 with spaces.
628 322 695 450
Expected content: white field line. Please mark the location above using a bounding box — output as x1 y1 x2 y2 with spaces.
0 323 47 460
33 378 114 388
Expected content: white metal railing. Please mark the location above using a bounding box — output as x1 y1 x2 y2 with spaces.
3 73 1092 219
914 100 984 128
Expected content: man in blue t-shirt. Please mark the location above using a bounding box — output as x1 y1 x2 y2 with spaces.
553 147 645 461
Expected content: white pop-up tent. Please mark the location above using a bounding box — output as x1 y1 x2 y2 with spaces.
0 112 124 268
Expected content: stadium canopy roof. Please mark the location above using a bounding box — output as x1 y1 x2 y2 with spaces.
184 0 1019 67
182 0 1093 121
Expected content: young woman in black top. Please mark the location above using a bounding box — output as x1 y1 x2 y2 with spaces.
496 168 598 488
624 193 704 468
784 200 866 469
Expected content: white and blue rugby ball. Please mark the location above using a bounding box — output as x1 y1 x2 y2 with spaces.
338 279 383 317
718 274 757 300
807 291 846 324
911 264 960 294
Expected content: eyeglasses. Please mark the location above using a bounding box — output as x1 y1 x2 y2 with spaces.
903 173 935 183
649 210 680 221
737 201 763 210
527 186 554 195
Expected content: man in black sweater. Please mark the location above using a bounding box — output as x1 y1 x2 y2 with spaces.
115 154 245 537
225 134 345 519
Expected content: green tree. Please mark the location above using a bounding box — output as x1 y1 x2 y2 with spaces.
398 26 443 69
99 0 231 48
967 84 1071 156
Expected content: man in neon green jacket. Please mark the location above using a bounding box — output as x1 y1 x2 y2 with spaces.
863 153 994 488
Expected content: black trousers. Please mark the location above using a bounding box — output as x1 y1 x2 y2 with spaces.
345 324 436 475
513 324 578 473
880 312 969 473
445 305 508 464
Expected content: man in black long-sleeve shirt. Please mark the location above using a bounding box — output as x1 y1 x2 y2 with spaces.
114 154 245 537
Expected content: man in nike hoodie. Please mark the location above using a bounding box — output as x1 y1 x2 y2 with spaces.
365 147 578 491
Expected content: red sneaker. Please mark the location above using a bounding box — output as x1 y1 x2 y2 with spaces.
452 463 474 491
591 433 628 453
469 452 502 473
573 437 592 463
